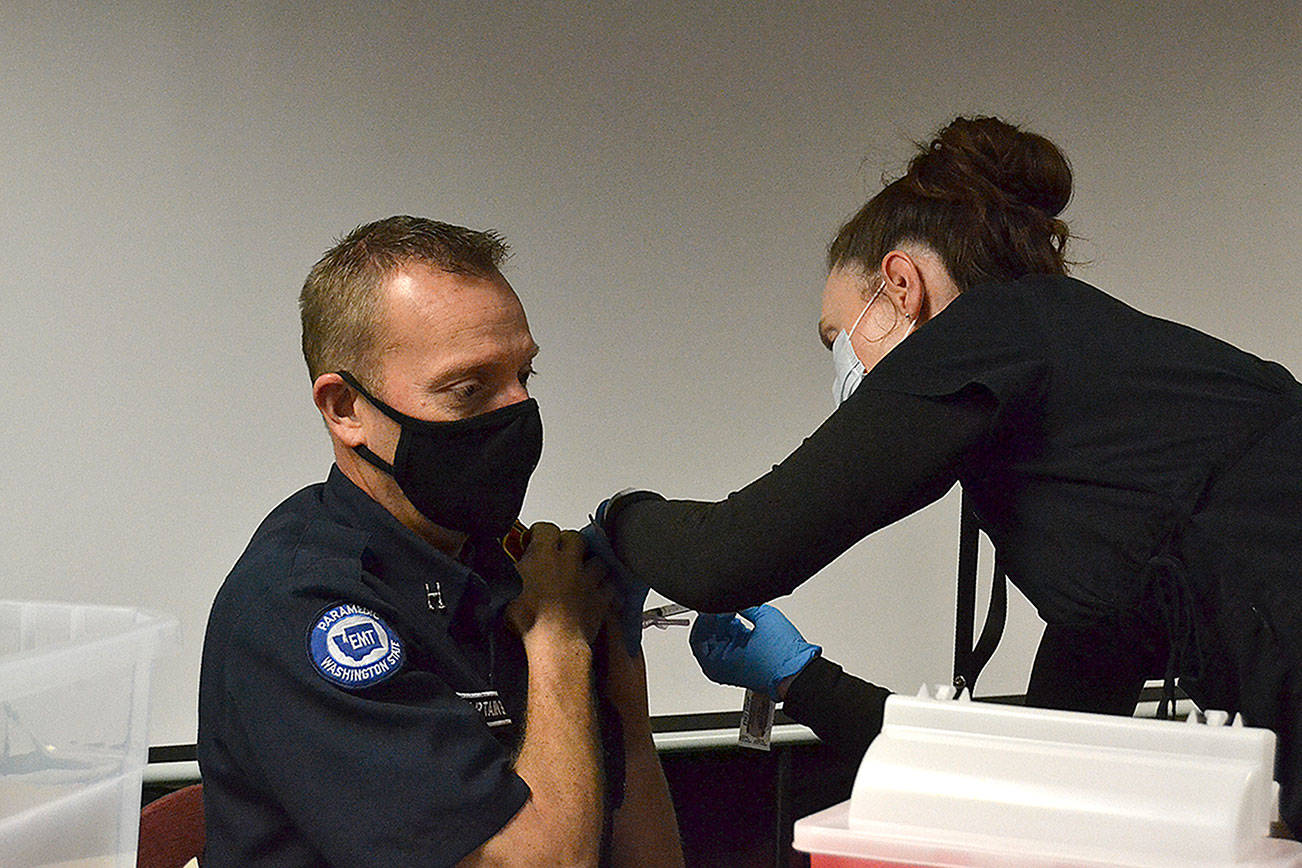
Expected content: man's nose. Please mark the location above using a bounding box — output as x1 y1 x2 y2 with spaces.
494 382 531 409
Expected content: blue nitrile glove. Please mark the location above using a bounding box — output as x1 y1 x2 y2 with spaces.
689 605 821 700
580 497 649 658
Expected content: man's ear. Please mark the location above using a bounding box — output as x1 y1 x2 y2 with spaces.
313 373 366 447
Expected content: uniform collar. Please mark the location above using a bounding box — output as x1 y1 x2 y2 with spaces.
320 464 521 633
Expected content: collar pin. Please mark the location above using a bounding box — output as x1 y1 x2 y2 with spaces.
425 581 446 612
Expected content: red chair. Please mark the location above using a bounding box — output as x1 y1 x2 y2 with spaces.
137 783 205 868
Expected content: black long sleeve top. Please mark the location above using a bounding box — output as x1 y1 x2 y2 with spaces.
607 275 1302 633
606 275 1302 828
782 656 891 760
607 273 1302 828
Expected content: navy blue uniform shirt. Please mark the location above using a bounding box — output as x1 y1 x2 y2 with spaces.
198 465 531 867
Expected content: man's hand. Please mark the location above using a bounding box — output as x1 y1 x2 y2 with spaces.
506 522 611 644
462 523 610 867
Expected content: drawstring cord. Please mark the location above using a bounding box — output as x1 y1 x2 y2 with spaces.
1144 552 1202 720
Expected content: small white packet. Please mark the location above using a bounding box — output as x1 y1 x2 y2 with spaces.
738 688 775 751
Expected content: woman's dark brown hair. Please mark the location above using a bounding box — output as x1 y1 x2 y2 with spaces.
828 116 1073 291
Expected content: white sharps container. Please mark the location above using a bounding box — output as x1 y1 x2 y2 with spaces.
793 686 1302 867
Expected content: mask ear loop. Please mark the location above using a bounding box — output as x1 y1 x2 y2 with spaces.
334 370 400 476
335 370 410 425
855 279 902 344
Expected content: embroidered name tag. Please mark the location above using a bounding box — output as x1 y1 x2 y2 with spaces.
456 690 513 728
308 603 405 689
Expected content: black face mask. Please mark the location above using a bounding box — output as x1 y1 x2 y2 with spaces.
337 371 542 540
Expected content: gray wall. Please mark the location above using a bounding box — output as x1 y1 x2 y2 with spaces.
2 1 1298 747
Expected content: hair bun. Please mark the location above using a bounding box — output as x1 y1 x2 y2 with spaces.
828 115 1074 289
909 116 1072 218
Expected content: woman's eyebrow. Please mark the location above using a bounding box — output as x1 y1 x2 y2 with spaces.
818 319 836 350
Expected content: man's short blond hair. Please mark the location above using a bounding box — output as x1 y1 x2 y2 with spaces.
299 215 510 385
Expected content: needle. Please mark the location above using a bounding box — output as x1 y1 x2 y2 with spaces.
642 603 692 629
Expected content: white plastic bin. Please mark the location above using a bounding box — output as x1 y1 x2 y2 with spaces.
0 601 176 868
794 687 1302 868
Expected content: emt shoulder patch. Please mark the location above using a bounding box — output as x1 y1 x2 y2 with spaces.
307 603 405 689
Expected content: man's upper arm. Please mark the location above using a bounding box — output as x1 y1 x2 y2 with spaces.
223 586 530 866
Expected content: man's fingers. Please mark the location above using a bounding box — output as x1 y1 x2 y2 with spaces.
525 521 560 552
557 528 587 561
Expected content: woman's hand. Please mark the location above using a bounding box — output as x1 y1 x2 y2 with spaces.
689 604 821 700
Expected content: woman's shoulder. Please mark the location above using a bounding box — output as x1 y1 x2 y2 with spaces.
964 273 1111 309
952 273 1146 345
861 275 1057 403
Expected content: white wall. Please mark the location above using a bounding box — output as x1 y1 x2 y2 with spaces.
1 1 1298 747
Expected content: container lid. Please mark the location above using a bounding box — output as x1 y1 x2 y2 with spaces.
793 687 1302 867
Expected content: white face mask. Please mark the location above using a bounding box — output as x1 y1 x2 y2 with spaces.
831 280 885 407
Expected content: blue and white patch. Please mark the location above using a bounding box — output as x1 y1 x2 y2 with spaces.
308 603 405 689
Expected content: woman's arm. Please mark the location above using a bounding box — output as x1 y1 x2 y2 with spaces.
609 387 995 611
688 605 892 760
781 656 892 761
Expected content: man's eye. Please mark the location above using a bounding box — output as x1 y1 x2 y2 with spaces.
519 366 537 387
453 382 480 401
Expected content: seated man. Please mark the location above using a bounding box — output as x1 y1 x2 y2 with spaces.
198 216 682 867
